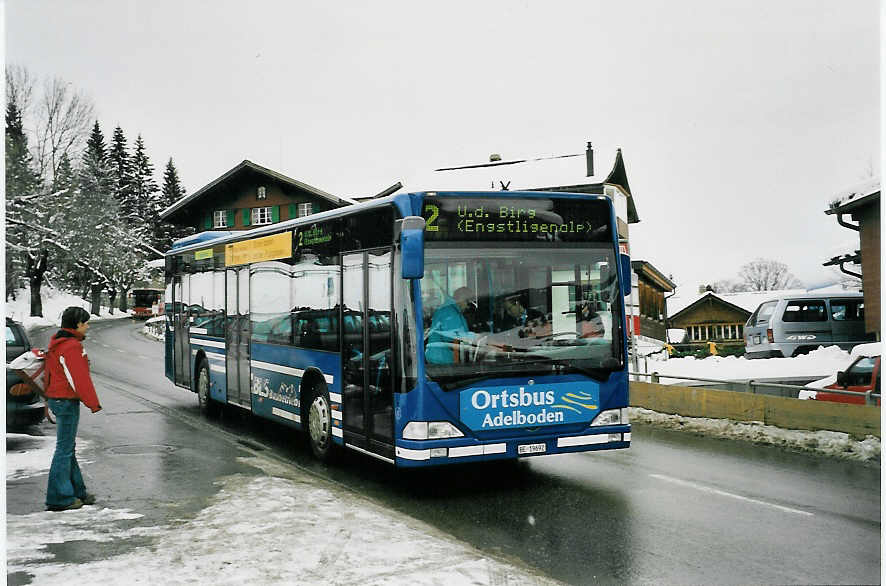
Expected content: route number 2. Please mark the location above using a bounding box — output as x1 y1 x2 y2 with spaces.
424 204 439 232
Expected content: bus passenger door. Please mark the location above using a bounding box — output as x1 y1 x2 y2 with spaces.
225 268 251 409
341 249 394 459
172 276 191 388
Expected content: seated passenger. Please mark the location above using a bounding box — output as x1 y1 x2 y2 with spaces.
425 287 477 364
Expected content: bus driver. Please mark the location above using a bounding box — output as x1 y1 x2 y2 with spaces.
426 287 477 364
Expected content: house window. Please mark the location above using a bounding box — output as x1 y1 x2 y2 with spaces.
212 210 227 228
252 206 272 225
297 202 313 217
257 186 267 200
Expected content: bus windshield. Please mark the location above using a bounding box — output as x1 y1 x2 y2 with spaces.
421 244 623 388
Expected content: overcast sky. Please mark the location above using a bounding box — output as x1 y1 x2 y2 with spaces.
5 0 880 291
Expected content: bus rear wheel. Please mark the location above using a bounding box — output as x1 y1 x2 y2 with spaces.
196 360 219 418
307 387 336 462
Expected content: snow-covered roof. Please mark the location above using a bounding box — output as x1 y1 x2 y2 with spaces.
851 342 881 359
827 176 880 212
667 285 859 317
402 151 605 192
394 145 639 223
161 160 352 221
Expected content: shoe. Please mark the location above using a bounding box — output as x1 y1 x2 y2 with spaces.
46 498 83 511
79 493 96 505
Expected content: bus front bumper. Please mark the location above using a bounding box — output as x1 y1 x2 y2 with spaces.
394 425 631 467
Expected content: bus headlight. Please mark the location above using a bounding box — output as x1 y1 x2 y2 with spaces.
403 421 464 440
590 408 629 426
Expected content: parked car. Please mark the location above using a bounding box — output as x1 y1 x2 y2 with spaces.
798 342 880 405
6 317 46 428
744 292 870 359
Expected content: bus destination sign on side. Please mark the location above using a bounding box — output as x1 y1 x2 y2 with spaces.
421 196 612 242
194 248 213 261
295 224 333 249
225 231 293 266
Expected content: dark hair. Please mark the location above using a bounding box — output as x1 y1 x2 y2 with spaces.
61 306 91 330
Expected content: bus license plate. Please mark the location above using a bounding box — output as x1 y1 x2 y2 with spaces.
754 335 761 345
518 443 546 455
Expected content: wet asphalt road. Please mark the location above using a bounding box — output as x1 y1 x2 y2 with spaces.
10 318 881 585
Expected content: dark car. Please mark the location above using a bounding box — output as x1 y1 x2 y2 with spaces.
6 318 46 428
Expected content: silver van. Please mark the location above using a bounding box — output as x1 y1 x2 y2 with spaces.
744 292 868 359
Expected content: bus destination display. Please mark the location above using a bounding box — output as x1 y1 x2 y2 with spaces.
421 196 612 242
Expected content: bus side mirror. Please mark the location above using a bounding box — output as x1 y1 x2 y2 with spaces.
399 216 425 279
836 370 847 388
620 253 632 297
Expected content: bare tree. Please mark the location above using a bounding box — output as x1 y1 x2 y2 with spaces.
709 279 742 293
33 76 95 183
737 258 803 291
5 65 35 118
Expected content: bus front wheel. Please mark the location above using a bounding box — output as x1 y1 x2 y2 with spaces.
307 387 336 462
196 360 219 418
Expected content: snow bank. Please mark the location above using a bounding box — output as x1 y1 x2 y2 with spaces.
6 434 94 481
5 286 132 330
7 455 557 585
642 345 854 384
142 316 165 341
629 408 880 464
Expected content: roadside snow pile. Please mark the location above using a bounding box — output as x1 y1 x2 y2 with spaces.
143 316 165 341
6 434 94 480
630 407 880 464
642 345 853 384
6 286 131 329
7 457 558 585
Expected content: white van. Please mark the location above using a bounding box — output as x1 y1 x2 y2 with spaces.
744 292 868 359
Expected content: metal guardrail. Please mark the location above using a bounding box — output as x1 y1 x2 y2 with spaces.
629 371 881 406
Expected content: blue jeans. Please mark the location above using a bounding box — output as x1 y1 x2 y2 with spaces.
45 399 87 507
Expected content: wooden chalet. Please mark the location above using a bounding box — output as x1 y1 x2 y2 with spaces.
668 291 752 343
631 260 676 342
160 160 351 234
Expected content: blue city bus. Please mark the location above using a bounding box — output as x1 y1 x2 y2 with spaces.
164 191 632 466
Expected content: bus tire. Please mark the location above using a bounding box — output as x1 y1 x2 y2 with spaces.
196 359 219 418
306 385 336 462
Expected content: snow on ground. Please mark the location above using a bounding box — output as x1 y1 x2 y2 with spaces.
5 286 132 330
6 454 556 585
629 345 881 462
6 434 94 481
143 316 165 341
638 345 855 385
629 408 880 463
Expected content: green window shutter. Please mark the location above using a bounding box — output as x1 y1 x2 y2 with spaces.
242 208 251 227
226 209 235 227
203 214 212 229
288 203 296 219
272 205 280 223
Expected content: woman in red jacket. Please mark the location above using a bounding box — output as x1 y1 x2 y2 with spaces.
45 306 102 511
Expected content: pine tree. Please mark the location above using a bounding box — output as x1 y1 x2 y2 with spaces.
108 125 137 224
130 134 162 248
53 153 76 191
157 157 189 250
71 121 118 314
5 100 47 311
6 102 42 197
